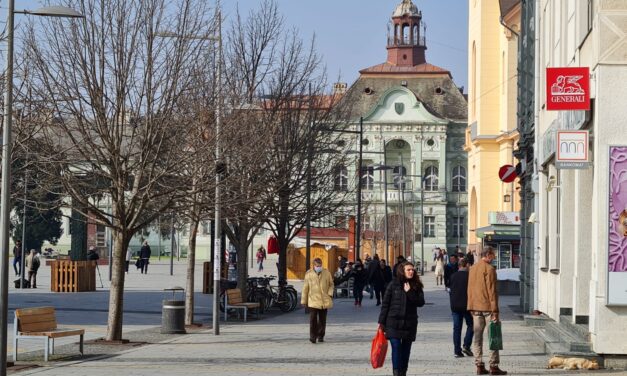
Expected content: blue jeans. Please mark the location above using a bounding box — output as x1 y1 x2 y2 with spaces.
13 256 21 275
452 311 474 354
389 338 412 371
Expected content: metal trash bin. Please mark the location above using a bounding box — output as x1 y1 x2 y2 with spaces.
161 287 186 334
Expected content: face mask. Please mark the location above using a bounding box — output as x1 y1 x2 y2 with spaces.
314 266 322 273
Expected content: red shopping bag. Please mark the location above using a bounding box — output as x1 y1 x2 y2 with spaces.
370 327 388 369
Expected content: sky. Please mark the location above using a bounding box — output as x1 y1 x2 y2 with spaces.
222 0 469 91
11 0 469 90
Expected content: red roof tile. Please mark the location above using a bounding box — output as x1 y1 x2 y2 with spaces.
295 228 349 238
359 62 450 75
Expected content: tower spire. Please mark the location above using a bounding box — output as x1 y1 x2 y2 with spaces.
387 0 427 66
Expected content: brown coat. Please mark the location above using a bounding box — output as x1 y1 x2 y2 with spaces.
301 269 334 310
467 259 499 313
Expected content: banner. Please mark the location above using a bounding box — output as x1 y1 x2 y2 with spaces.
608 146 627 305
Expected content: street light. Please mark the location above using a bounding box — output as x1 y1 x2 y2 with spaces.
0 3 83 373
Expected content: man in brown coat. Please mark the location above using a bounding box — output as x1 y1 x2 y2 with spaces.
467 246 506 375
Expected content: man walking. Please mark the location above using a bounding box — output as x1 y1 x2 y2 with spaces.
301 258 334 344
449 258 473 358
467 246 507 375
444 254 459 292
25 249 40 289
13 240 22 276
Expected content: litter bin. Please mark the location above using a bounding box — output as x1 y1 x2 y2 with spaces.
161 287 186 334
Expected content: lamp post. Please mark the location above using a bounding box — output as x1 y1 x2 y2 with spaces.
0 4 83 373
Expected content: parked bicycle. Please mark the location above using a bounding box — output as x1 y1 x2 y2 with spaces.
246 275 297 312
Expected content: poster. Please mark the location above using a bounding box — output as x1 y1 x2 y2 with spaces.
608 146 627 305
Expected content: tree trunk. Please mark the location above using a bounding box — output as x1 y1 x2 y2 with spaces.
105 229 129 341
185 218 199 326
236 228 249 299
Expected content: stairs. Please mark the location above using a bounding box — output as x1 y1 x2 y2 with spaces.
526 315 602 364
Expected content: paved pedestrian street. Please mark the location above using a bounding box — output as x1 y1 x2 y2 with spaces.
9 265 626 376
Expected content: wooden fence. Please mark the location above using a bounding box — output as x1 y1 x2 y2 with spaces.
50 260 97 292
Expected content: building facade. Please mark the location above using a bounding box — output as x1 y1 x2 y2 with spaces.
533 0 627 360
466 0 522 268
337 0 468 265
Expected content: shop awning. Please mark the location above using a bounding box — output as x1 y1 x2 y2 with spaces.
475 224 520 240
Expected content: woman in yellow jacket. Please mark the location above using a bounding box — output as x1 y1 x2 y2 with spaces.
301 257 334 344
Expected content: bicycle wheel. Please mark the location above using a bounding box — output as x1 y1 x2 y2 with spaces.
278 289 294 312
285 288 298 312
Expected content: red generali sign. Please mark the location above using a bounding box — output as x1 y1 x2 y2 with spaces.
498 164 517 183
546 67 590 111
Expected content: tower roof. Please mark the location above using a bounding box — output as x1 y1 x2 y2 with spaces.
392 0 420 18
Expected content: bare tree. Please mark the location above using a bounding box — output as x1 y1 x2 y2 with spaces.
24 0 215 341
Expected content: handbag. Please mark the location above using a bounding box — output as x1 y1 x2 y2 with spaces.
370 327 388 369
488 321 503 351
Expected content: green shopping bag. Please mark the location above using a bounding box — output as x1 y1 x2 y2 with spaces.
488 321 503 351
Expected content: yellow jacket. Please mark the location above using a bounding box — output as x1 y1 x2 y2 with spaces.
301 268 334 309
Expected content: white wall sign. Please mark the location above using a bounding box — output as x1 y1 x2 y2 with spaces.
556 130 590 169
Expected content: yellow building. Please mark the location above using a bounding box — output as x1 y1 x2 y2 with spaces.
465 0 521 268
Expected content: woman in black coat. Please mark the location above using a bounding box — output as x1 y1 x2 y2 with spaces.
139 241 152 274
344 260 368 306
378 261 425 376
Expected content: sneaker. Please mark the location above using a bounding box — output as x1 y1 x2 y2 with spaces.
318 338 324 343
462 347 474 357
309 338 316 344
454 352 464 358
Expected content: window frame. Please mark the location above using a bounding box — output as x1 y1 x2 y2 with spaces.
424 166 439 191
452 166 467 192
424 216 436 238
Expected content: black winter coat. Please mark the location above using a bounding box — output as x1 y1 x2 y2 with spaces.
382 266 393 285
368 260 385 288
444 263 458 288
449 270 469 312
346 267 368 290
139 245 152 259
378 279 425 341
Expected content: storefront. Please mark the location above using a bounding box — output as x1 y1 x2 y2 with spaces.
475 212 521 269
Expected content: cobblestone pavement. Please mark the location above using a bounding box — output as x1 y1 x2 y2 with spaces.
10 263 627 376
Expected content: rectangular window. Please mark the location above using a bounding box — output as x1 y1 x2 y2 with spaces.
96 224 106 247
361 165 374 190
362 215 371 231
452 216 465 238
424 216 436 238
201 221 210 236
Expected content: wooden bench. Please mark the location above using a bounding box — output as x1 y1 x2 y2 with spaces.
223 289 260 322
14 307 84 362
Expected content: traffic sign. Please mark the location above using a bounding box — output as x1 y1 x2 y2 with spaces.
499 165 517 183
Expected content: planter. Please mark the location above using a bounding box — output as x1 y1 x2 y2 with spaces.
50 260 97 292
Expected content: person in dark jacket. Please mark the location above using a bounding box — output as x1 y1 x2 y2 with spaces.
344 260 368 307
139 240 152 274
466 250 475 266
87 246 100 261
13 240 22 276
391 255 406 277
378 261 425 376
444 254 459 290
381 259 393 288
368 254 385 305
449 258 474 358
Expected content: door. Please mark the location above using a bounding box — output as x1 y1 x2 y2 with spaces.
498 243 512 269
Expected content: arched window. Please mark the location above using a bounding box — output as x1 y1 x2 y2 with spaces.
413 25 419 44
393 165 407 190
394 24 400 43
361 165 374 190
452 166 467 192
424 166 439 191
402 24 410 44
334 165 348 192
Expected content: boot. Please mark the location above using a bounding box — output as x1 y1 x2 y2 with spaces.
489 366 507 375
400 369 407 376
393 370 400 376
476 363 489 375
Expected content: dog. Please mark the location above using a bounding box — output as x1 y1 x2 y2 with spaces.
547 356 600 370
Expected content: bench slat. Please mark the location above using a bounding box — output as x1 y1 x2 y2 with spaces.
20 320 57 333
19 329 85 338
226 289 244 304
15 307 55 318
18 313 56 325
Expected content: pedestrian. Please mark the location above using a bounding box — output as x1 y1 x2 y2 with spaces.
368 254 385 305
443 249 449 264
466 250 475 266
25 249 40 289
363 254 374 299
87 246 99 261
338 255 348 271
345 260 368 307
125 247 132 273
434 254 445 286
432 246 440 262
381 259 393 287
378 261 425 376
392 255 406 276
139 240 151 274
301 258 334 344
256 246 266 272
467 246 507 375
13 240 22 276
444 254 459 291
449 258 474 358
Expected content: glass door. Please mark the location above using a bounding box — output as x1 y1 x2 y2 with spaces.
498 244 512 269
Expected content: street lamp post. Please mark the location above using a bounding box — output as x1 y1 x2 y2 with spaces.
0 4 83 373
355 118 363 261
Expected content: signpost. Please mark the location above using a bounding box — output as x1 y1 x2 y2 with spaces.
498 164 517 183
546 67 590 111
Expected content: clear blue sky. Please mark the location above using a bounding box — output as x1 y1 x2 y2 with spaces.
223 0 469 91
12 0 468 90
